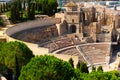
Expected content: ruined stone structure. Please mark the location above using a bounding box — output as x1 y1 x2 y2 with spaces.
5 1 120 71
55 1 117 42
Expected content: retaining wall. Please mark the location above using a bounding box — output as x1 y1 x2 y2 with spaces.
5 18 61 55
6 18 60 36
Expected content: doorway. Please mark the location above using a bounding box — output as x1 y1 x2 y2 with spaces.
70 25 76 33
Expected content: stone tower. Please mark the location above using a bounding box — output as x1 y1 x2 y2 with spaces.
65 2 80 33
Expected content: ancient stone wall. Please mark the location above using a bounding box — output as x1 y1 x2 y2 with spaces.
13 26 58 43
55 13 65 35
5 34 49 55
59 20 68 35
96 33 111 42
66 12 80 23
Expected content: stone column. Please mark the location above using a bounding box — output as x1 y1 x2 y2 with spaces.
76 25 79 34
88 12 91 24
56 24 61 36
105 56 110 65
68 24 71 33
96 12 98 21
105 46 111 65
85 12 87 21
79 23 83 33
113 20 115 29
98 16 102 29
83 12 85 24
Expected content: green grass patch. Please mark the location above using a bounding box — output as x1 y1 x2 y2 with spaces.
0 18 3 26
6 11 11 19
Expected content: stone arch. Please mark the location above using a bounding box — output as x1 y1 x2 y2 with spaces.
70 24 76 33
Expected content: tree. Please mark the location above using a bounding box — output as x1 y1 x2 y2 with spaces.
0 41 34 80
10 4 16 22
6 2 8 11
9 0 58 23
0 4 3 12
10 0 18 22
23 0 26 11
3 3 6 12
27 0 31 20
14 55 20 80
92 66 96 72
25 0 35 20
80 62 89 73
19 55 74 80
38 0 58 15
69 58 74 68
74 69 83 80
31 3 35 19
10 0 21 22
97 66 103 72
82 71 120 80
28 2 35 20
76 60 81 68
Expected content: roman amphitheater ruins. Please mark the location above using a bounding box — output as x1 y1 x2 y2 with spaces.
4 2 120 71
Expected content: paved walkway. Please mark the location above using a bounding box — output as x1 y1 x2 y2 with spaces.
0 13 13 27
0 13 14 37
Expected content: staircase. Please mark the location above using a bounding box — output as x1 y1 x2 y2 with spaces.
0 13 11 27
76 46 92 65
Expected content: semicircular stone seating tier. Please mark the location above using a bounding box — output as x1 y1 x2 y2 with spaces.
6 18 60 37
78 44 110 64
